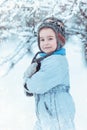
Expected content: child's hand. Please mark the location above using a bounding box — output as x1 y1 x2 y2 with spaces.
24 62 38 79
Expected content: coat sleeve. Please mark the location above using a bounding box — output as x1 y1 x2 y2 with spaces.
26 55 69 94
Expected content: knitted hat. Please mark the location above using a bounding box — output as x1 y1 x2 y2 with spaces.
38 17 65 51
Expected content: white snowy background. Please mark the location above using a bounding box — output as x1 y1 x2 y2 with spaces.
0 0 87 130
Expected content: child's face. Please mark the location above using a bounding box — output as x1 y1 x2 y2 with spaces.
39 28 57 53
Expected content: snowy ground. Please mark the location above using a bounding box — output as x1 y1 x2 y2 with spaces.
65 36 87 130
0 36 87 130
0 55 36 130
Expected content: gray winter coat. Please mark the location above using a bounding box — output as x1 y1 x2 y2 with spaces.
26 53 75 130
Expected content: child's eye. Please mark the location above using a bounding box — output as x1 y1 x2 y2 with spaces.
40 38 44 41
48 37 53 40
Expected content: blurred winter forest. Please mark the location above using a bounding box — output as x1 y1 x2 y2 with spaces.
0 0 87 77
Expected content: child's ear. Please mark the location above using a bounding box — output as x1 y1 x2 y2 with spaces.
58 33 65 45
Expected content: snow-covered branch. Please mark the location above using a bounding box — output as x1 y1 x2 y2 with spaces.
0 0 87 77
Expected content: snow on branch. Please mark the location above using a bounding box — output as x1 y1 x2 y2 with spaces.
0 0 87 77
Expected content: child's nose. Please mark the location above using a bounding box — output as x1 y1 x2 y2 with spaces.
45 39 48 44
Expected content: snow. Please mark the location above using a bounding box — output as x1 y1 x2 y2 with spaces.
0 54 36 130
0 0 87 129
65 36 87 130
0 36 87 130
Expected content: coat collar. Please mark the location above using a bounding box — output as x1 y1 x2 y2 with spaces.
40 48 66 57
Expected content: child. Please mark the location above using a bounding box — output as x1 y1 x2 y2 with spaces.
24 17 75 130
